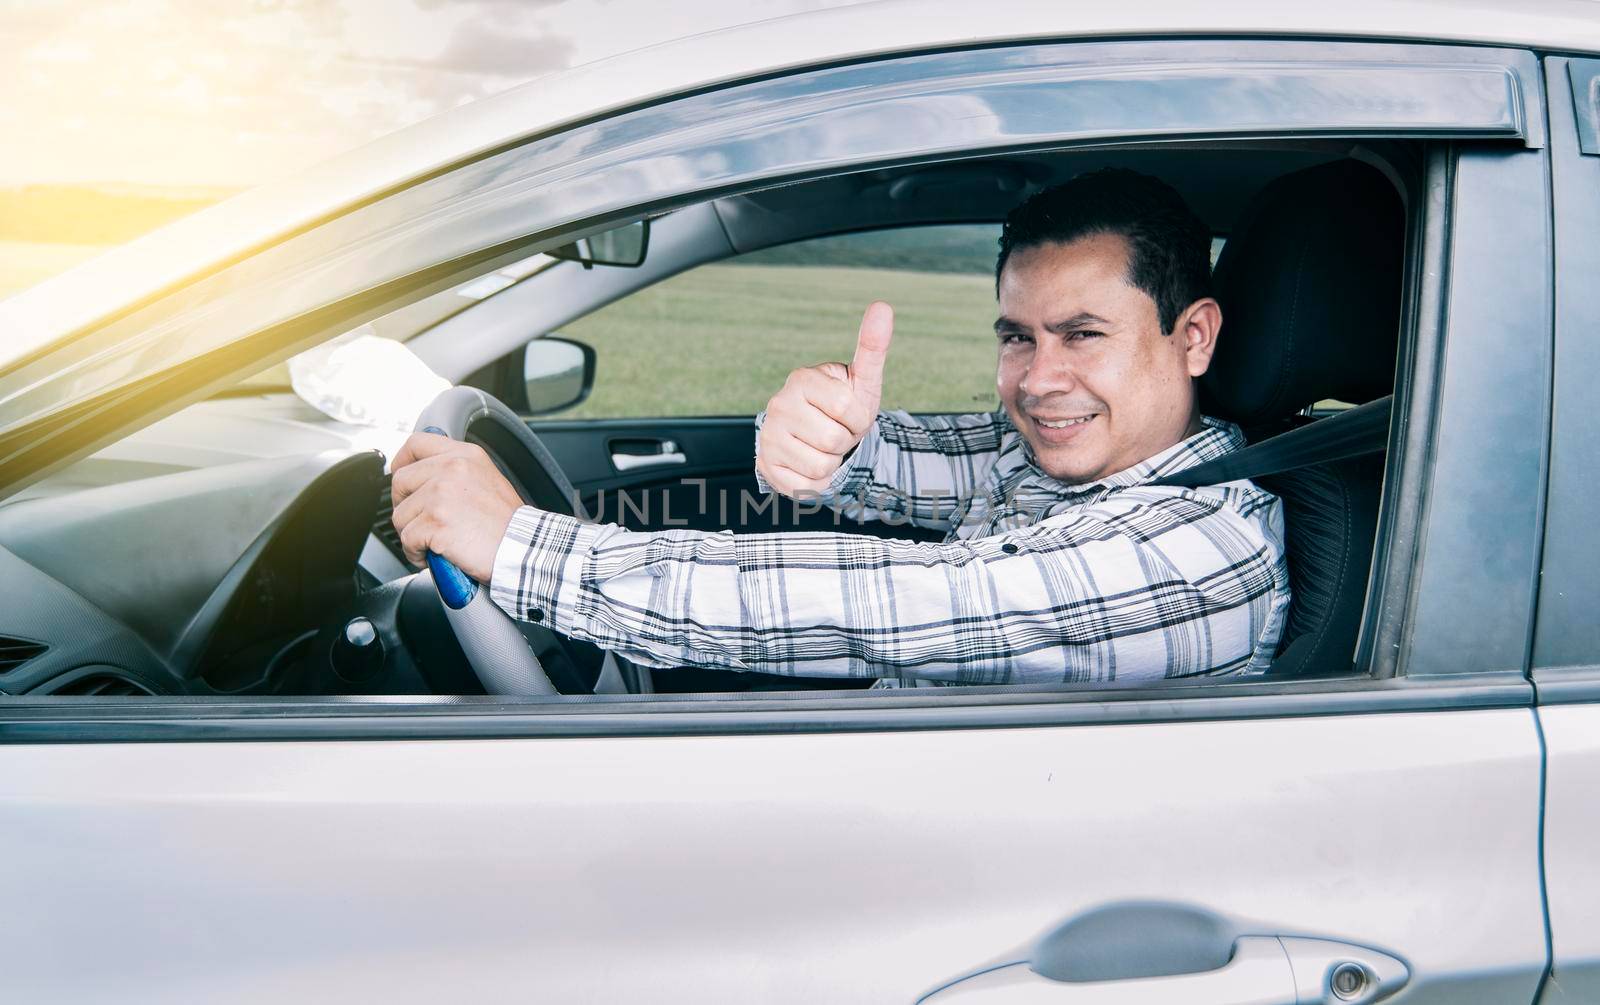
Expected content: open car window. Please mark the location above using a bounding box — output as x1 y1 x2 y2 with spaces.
558 226 1002 419
0 36 1552 713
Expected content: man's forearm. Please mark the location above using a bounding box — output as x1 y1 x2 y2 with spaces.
488 495 1280 684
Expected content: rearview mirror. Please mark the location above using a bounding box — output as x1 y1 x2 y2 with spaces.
548 219 649 268
523 337 595 414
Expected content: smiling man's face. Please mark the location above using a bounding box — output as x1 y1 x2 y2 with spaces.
995 233 1220 484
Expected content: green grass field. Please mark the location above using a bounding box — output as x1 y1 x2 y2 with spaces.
2 220 1346 424
0 242 1002 418
560 262 1002 418
0 210 1005 420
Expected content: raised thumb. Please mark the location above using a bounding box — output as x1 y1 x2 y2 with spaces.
849 301 894 401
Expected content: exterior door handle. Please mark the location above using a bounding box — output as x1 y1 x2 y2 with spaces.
919 902 1409 1005
609 438 687 471
919 936 1292 1004
919 936 1407 1004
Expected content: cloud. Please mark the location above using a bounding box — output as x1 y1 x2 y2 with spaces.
0 0 584 185
0 0 867 187
427 17 575 77
368 14 576 79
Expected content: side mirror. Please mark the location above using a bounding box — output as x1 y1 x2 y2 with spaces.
548 219 649 268
523 337 595 414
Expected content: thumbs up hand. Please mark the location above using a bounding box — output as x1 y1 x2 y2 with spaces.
757 301 895 498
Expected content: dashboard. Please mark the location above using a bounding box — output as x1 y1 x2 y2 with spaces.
0 449 389 696
0 393 813 698
0 441 613 697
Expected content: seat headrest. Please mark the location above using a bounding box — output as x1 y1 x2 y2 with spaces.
1201 160 1405 428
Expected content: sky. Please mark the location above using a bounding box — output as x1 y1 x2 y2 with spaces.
0 0 863 189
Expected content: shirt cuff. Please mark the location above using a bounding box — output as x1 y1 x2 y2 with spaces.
752 409 775 494
488 505 599 628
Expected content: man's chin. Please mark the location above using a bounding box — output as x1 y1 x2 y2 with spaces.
1041 463 1105 485
1029 441 1108 486
1013 409 1109 478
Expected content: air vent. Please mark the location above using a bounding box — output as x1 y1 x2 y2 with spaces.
44 672 155 696
372 481 417 570
0 635 48 674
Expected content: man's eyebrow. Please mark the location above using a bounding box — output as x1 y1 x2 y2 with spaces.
1045 312 1112 334
993 313 1112 336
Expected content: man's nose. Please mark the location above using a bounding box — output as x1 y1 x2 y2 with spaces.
1019 339 1079 399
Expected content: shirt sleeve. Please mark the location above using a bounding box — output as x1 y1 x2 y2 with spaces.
488 486 1286 684
754 408 1009 531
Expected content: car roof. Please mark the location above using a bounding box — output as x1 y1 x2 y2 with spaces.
2 0 1593 367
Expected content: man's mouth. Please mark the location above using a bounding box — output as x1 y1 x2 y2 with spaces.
1027 412 1099 446
1034 416 1094 429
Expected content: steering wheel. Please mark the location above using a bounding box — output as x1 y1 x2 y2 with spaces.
412 386 584 697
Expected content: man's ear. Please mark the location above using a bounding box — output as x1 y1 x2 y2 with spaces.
1178 297 1222 378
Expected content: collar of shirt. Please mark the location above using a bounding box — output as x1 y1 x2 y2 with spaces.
949 415 1247 539
1010 413 1246 498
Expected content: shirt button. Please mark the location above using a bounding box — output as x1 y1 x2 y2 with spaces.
526 607 545 622
1000 542 1019 555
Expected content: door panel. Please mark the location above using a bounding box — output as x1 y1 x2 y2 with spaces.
0 709 1544 1003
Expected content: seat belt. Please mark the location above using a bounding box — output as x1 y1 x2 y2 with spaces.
1151 395 1393 489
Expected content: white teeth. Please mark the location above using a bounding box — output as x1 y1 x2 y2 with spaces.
1037 416 1092 429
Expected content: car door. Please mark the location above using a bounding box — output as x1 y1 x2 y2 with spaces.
0 38 1554 1003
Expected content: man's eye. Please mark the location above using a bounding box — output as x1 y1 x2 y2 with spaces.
1068 330 1106 341
999 332 1031 345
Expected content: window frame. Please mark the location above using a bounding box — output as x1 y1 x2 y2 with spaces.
1532 54 1600 701
1363 141 1553 682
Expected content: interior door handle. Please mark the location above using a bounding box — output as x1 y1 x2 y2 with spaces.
609 438 687 471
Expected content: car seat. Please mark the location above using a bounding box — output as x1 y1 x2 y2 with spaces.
1199 159 1405 678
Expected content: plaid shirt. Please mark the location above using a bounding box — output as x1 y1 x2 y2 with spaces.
490 410 1289 684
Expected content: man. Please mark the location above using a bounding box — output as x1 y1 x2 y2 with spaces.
391 169 1289 685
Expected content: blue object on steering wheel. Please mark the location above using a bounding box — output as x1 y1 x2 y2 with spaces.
420 425 479 610
426 553 478 610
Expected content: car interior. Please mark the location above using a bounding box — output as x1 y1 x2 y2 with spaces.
0 140 1414 700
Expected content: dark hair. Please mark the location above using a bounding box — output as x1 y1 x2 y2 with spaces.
996 168 1213 334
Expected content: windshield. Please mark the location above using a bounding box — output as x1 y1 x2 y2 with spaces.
221 253 560 397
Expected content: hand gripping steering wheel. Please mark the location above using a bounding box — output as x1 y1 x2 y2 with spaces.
412 386 584 697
